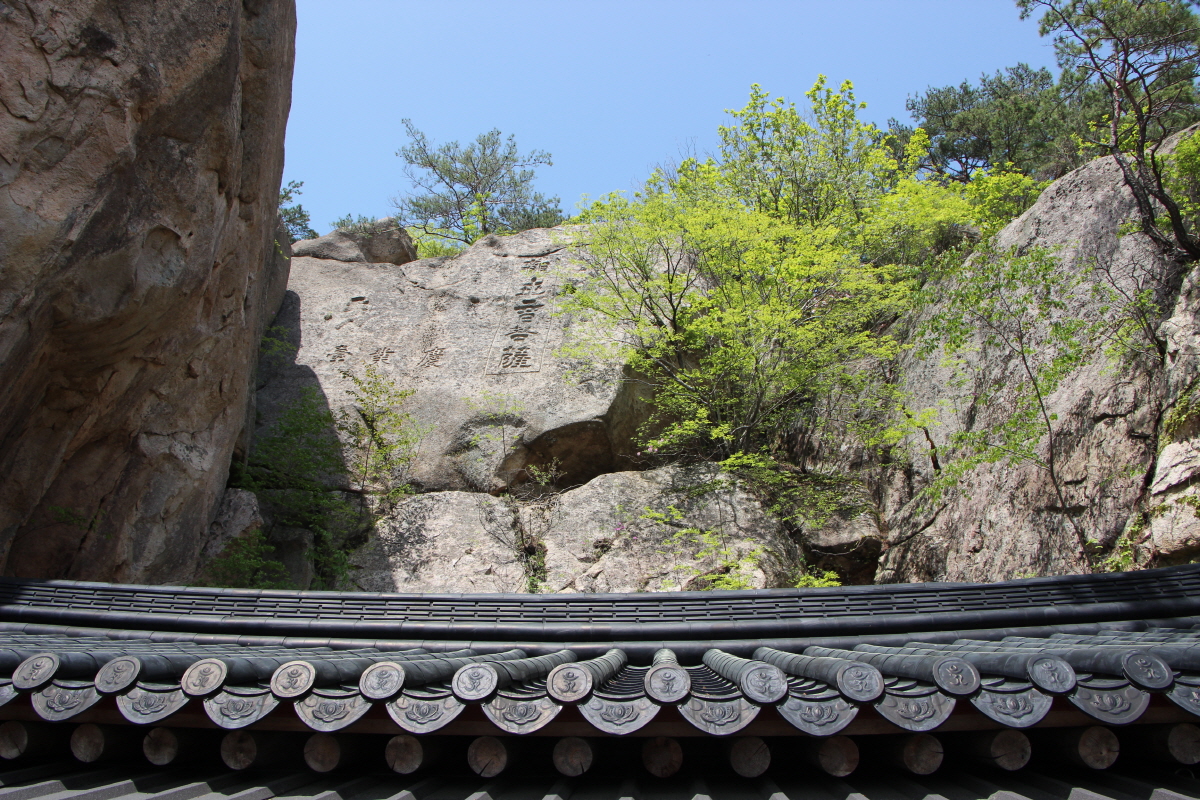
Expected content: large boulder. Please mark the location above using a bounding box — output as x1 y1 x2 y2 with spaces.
0 0 296 581
291 223 417 266
345 465 794 593
256 227 650 495
874 153 1179 582
540 465 792 593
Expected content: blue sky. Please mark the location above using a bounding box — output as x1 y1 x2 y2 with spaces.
283 1 1059 235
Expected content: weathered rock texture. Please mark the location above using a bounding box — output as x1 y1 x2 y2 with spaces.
346 466 792 593
291 224 416 266
256 227 649 496
540 466 792 593
796 131 1200 584
203 489 264 567
348 492 528 593
1146 259 1200 564
0 0 296 581
876 156 1166 582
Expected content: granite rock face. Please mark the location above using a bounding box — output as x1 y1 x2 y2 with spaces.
874 154 1168 582
780 128 1200 583
201 489 264 568
256 227 649 496
540 465 792 593
346 466 792 594
347 492 528 593
0 0 296 582
291 224 417 266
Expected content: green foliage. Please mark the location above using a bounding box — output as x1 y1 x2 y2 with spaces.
232 383 356 587
393 119 565 245
918 243 1109 553
1164 129 1200 238
198 529 294 590
965 168 1051 236
328 213 402 236
258 325 297 374
563 80 989 465
718 451 872 534
1161 383 1200 448
642 504 764 591
793 568 843 588
336 365 424 514
227 331 424 589
718 78 895 228
279 180 318 242
856 133 977 267
567 158 912 461
409 230 466 258
901 63 1094 181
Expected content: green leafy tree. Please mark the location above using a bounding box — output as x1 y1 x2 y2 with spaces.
918 244 1111 560
1164 128 1200 237
336 365 425 517
855 130 980 266
963 168 1051 236
279 180 318 242
566 111 913 462
393 120 565 246
717 78 895 228
199 529 294 590
1018 0 1200 260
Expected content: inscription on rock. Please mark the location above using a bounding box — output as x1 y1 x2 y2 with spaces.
487 271 552 375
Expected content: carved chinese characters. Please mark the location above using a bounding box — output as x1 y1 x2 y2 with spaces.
487 270 551 375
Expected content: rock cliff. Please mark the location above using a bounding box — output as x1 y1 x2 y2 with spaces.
0 0 296 581
257 227 648 495
347 465 790 594
6 0 1192 591
249 140 1200 591
798 129 1200 584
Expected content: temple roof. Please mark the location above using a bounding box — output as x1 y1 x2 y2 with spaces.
0 565 1196 794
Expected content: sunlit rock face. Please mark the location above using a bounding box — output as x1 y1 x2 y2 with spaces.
878 153 1163 582
345 466 791 594
291 225 417 265
256 227 651 497
0 0 296 581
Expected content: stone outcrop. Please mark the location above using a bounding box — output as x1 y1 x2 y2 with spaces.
0 0 296 582
346 466 792 593
792 129 1200 584
540 465 791 593
255 227 650 496
202 489 264 567
876 154 1166 581
348 492 528 593
291 223 416 266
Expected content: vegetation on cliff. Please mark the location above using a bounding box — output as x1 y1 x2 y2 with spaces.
232 0 1200 590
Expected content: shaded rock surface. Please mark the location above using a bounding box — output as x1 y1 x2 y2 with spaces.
346 466 792 593
255 227 649 495
202 489 264 566
347 492 527 593
0 0 296 582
